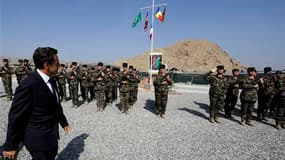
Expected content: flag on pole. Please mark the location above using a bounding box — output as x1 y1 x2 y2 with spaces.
144 12 149 32
149 25 153 40
132 11 142 28
155 7 163 22
162 7 167 22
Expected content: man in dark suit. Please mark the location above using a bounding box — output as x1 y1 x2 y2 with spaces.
2 47 71 160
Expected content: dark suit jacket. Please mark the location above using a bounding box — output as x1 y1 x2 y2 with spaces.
4 71 69 152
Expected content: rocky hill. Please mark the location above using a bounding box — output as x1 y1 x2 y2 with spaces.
114 40 246 73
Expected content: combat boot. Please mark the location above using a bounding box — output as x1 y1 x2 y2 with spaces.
214 117 220 123
209 117 215 123
240 120 245 126
276 123 281 130
160 113 165 119
246 120 254 127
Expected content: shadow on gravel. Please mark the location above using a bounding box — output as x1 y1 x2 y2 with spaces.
57 133 89 160
193 101 209 113
178 107 208 120
144 99 158 115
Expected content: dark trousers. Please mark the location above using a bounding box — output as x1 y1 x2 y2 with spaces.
155 91 168 114
224 93 238 116
241 101 255 122
30 150 57 160
276 96 285 125
209 95 225 118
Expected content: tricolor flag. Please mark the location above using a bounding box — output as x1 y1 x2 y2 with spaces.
155 7 163 22
144 12 149 32
149 25 153 40
132 11 142 28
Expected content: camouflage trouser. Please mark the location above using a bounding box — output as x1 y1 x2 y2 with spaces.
96 90 106 109
134 86 138 102
69 84 78 105
2 77 12 99
258 93 274 119
120 91 130 112
241 101 256 122
224 93 238 116
209 95 225 118
80 86 89 102
276 96 285 125
129 84 137 105
105 85 113 103
155 91 168 114
58 83 66 101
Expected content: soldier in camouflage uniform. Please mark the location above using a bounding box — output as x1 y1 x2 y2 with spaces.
15 59 33 84
239 67 262 126
0 59 13 101
119 63 130 113
207 65 227 123
88 67 96 101
128 66 140 106
257 67 275 121
153 64 173 118
224 69 240 119
93 62 106 111
275 73 285 129
15 59 23 85
56 64 67 102
67 62 79 108
105 65 116 105
79 64 90 104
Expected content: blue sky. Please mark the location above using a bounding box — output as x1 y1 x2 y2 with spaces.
1 0 285 70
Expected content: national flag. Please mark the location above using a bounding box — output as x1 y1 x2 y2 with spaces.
144 12 149 32
155 7 163 22
132 11 142 28
149 25 153 40
162 7 167 22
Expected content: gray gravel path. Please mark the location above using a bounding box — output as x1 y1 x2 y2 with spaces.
0 80 284 160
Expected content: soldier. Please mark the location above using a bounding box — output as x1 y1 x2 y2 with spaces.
207 65 227 123
67 62 79 108
105 65 116 105
275 73 285 129
128 66 140 106
153 64 173 118
119 62 130 113
56 64 67 102
0 59 13 101
15 59 33 84
79 64 90 104
239 67 262 126
88 67 96 101
224 69 240 119
15 59 23 85
93 62 106 111
257 67 275 121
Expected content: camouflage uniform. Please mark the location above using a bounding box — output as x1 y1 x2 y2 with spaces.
224 70 240 118
207 65 227 122
79 66 90 104
56 65 67 102
88 67 96 101
275 75 285 129
153 64 173 118
105 67 116 104
0 60 13 100
128 67 140 106
239 67 259 126
67 65 79 107
119 71 130 113
15 59 23 85
93 64 106 111
257 67 275 121
15 60 32 84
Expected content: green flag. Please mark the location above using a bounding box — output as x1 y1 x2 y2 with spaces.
132 11 142 28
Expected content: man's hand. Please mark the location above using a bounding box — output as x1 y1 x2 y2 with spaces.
162 81 168 85
3 150 17 159
63 125 71 134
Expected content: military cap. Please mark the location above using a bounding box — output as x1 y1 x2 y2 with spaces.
106 65 111 69
264 67 272 74
97 62 103 66
129 65 134 69
71 61 77 66
122 62 128 68
247 67 256 72
232 68 239 73
3 58 8 62
24 59 29 63
159 64 166 69
216 65 224 70
18 59 23 63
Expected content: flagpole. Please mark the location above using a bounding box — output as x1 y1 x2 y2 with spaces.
149 0 155 86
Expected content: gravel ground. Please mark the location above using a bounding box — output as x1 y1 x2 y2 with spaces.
0 80 285 160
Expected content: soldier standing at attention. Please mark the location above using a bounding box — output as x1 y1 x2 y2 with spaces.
275 73 285 129
22 59 33 82
128 66 140 106
224 69 240 119
94 62 106 111
56 64 67 102
0 59 13 101
67 62 79 108
153 64 173 118
119 63 130 113
105 65 115 105
15 59 23 85
79 64 90 104
239 67 262 126
207 65 227 123
88 67 96 101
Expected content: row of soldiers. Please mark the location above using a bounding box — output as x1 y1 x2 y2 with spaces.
0 59 33 101
56 61 141 113
207 65 285 129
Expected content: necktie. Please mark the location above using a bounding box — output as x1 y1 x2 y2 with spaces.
49 78 58 103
